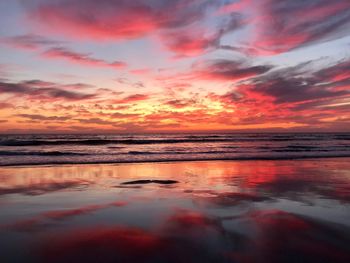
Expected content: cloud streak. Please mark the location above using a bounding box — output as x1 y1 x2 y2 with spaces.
241 0 350 54
0 80 95 101
190 59 273 81
42 47 127 69
0 34 64 50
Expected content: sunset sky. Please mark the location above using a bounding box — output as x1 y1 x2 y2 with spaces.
0 0 349 133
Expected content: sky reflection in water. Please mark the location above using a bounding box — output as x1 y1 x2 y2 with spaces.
1 159 350 262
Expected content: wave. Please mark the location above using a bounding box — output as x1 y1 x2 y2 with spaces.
1 153 350 166
1 148 349 157
1 133 349 166
0 151 88 156
1 136 350 146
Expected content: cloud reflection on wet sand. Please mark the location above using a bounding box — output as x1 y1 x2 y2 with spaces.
39 209 350 263
0 159 350 262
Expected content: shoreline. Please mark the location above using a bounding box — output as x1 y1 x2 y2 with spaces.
2 155 350 168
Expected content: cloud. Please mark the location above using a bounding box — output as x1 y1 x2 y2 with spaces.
42 47 127 69
241 0 350 55
115 78 145 89
19 0 350 58
160 30 219 57
17 114 71 121
24 0 216 40
164 99 197 109
249 77 348 104
0 34 64 50
191 59 273 81
76 118 116 126
1 35 127 69
314 59 350 83
129 68 152 75
113 94 149 104
203 58 350 129
218 0 253 14
23 0 246 57
160 13 245 57
0 80 95 101
246 58 350 104
111 112 140 119
0 102 13 109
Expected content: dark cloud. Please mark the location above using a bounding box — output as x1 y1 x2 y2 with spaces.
76 118 116 126
251 0 350 54
208 58 349 112
0 80 95 101
250 77 348 104
247 58 350 104
165 98 197 109
111 112 140 119
17 114 71 121
314 59 350 82
203 58 350 129
192 59 273 81
0 34 64 49
42 47 127 68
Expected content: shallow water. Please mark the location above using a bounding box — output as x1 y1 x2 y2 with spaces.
1 159 350 262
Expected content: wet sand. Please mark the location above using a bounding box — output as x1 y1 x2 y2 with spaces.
1 158 350 262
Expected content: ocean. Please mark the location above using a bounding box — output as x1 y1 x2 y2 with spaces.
0 133 350 166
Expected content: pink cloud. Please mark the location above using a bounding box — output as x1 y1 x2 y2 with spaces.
129 68 152 75
42 47 127 69
25 0 215 40
159 14 245 57
250 0 350 55
160 30 220 58
113 94 149 104
218 0 252 14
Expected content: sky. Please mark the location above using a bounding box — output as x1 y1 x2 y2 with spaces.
0 0 349 133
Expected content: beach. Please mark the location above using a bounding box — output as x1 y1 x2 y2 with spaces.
1 0 350 262
1 158 350 263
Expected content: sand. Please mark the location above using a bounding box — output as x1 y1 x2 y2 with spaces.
1 158 350 262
